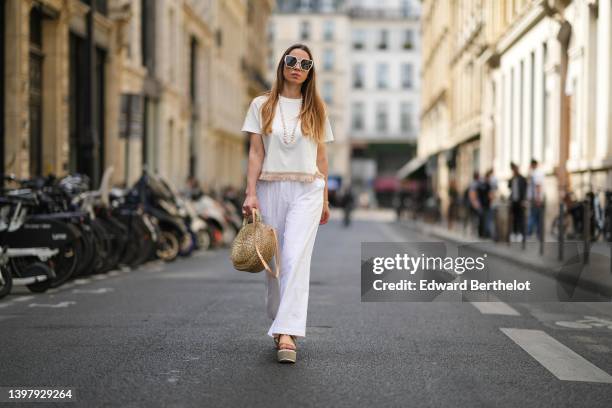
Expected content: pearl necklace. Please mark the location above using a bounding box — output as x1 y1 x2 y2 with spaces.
278 99 300 145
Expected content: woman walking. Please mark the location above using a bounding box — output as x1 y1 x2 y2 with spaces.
240 44 334 363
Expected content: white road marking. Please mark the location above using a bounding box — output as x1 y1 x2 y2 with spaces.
12 296 35 303
556 321 593 329
501 328 612 383
108 271 121 277
555 316 612 330
72 287 114 294
0 303 12 308
155 271 212 279
161 369 182 384
471 302 520 316
29 301 76 308
92 275 108 280
73 279 91 285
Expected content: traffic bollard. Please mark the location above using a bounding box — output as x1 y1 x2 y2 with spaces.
558 202 564 262
539 200 545 255
584 198 591 265
522 202 527 250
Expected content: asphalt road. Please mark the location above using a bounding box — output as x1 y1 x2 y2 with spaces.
1 210 612 407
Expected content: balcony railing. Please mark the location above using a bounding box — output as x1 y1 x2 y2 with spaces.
348 7 418 19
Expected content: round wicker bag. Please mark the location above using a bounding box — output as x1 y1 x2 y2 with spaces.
230 208 280 279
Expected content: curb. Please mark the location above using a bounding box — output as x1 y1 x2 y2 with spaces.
400 221 612 296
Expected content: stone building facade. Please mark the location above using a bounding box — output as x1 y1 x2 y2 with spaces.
418 0 612 228
3 0 119 187
1 0 274 192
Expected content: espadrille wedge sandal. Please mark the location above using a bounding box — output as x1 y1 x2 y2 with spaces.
274 334 297 363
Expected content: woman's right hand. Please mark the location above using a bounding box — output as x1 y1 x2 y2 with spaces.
242 194 260 218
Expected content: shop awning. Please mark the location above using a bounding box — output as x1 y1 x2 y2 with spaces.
396 156 427 179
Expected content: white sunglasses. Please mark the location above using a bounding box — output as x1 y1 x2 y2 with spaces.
284 55 314 71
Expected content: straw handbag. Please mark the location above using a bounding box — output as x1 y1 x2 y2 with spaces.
230 208 280 279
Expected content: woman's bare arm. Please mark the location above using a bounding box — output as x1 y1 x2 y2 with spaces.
316 143 329 198
316 142 331 224
243 133 265 215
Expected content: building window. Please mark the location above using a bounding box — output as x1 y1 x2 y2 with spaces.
377 63 388 89
352 102 364 130
321 0 334 12
376 102 388 132
401 63 413 89
400 0 411 17
215 29 222 47
323 49 334 71
323 20 334 41
299 0 312 12
300 21 310 40
247 0 254 24
267 22 275 43
140 0 154 70
29 6 43 177
378 29 388 50
352 29 365 49
323 80 333 104
403 29 414 49
268 48 274 71
400 102 413 133
353 64 365 88
168 8 176 81
189 37 197 103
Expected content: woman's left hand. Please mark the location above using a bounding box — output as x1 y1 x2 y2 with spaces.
320 202 330 225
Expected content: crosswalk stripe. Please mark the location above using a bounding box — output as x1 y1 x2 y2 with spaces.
471 302 520 316
501 328 612 383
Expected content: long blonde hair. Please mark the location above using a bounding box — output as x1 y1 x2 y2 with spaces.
260 44 327 144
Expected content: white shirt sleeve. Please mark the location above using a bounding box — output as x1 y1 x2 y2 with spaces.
241 98 262 134
323 115 334 144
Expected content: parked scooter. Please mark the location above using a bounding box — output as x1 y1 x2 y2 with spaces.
130 171 192 262
193 194 236 247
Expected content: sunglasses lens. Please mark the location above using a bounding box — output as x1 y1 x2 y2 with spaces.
285 55 297 67
301 60 313 70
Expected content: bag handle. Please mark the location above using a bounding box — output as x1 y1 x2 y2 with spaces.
252 210 280 280
243 207 261 227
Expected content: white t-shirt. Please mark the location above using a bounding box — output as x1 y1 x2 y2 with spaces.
527 168 544 201
241 94 334 182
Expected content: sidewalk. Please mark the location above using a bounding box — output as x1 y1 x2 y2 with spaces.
400 219 612 296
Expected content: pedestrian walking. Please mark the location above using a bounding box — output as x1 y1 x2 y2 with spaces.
527 159 544 239
467 172 484 236
483 169 497 239
447 179 459 229
508 162 527 242
240 44 334 363
341 185 355 227
476 171 493 238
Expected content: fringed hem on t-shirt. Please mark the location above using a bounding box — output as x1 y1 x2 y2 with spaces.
258 171 325 183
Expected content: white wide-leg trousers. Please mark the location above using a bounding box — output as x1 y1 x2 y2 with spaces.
256 177 325 338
